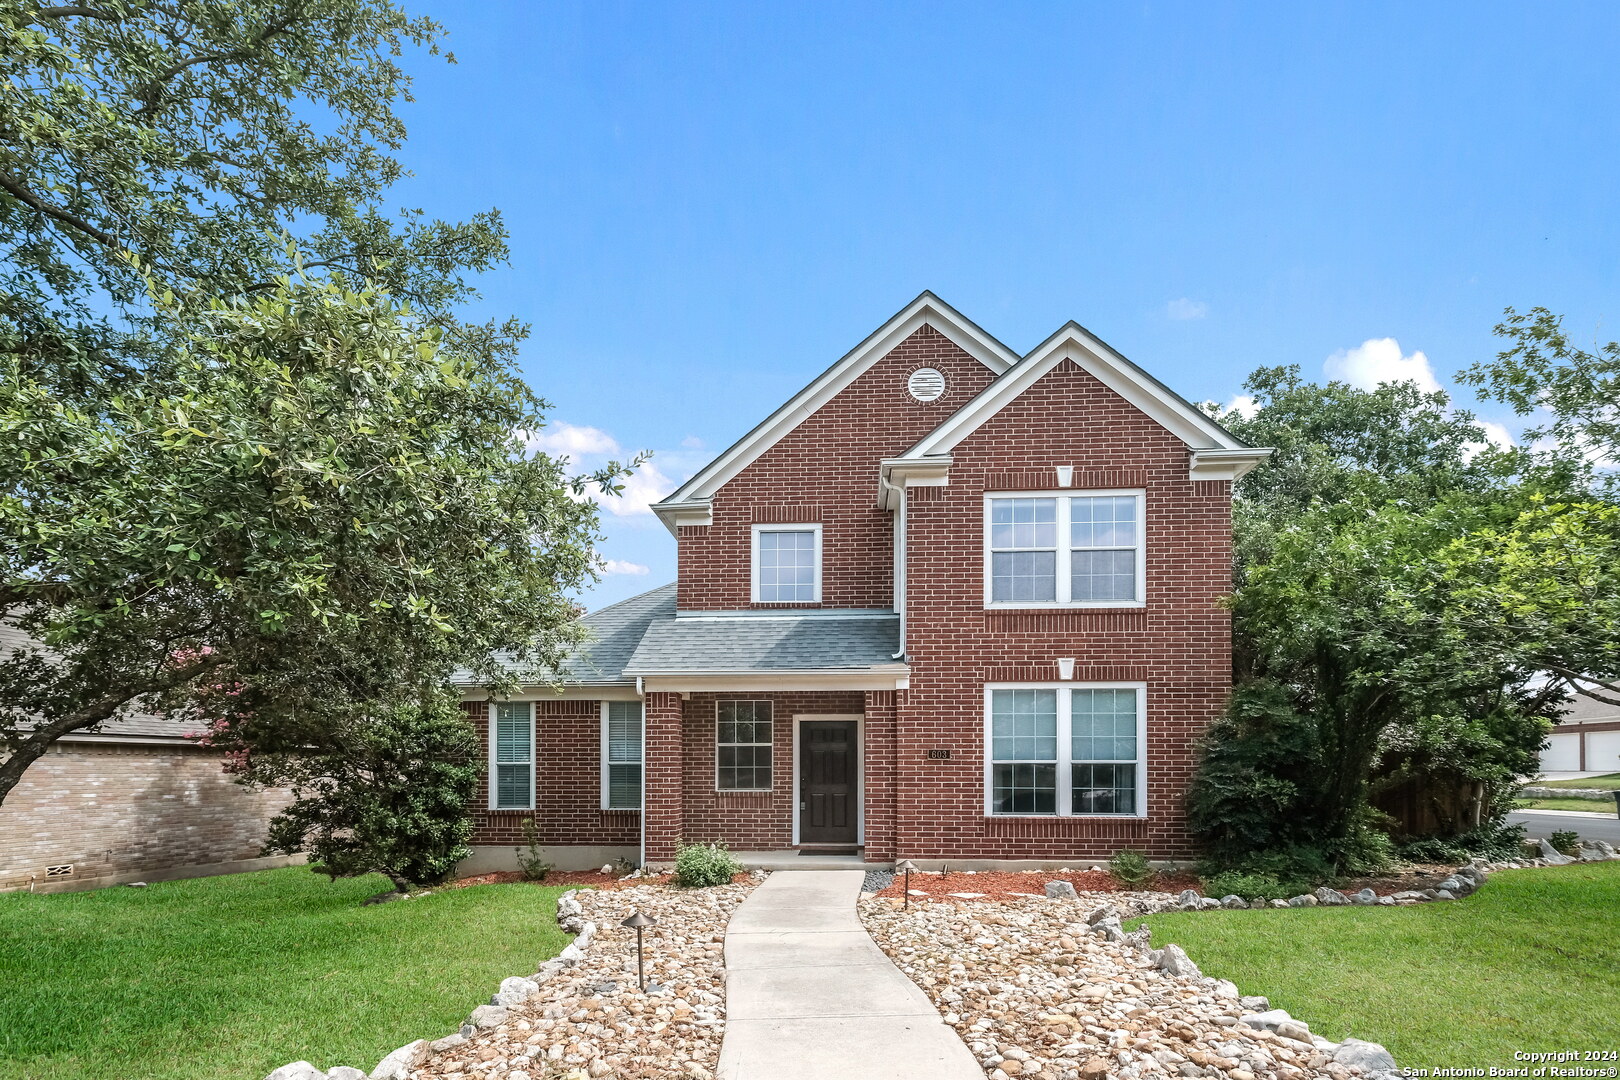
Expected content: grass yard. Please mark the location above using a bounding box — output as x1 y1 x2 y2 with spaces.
1128 861 1620 1066
0 867 572 1080
1538 772 1620 789
1516 796 1619 812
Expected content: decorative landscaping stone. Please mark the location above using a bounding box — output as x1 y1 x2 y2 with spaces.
327 1069 366 1080
1287 894 1318 907
1155 943 1202 978
1352 888 1378 905
1334 1037 1398 1072
1537 839 1577 866
368 1039 426 1080
1044 880 1078 899
264 1063 324 1080
468 1004 508 1029
1221 894 1247 908
1579 840 1617 861
1176 888 1201 909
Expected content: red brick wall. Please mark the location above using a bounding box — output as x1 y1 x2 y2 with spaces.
677 324 999 610
896 357 1233 861
466 700 639 849
673 691 866 852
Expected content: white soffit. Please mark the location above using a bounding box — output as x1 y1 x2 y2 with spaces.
903 321 1257 459
651 292 1018 532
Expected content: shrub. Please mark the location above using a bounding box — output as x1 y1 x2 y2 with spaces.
1397 822 1526 864
1202 870 1290 901
673 841 742 888
515 818 552 881
1109 848 1155 887
1550 830 1581 857
1197 844 1334 898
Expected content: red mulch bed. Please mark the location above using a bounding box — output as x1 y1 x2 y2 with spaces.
873 869 1201 902
446 870 755 891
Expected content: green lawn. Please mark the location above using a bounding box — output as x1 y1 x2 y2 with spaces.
0 867 571 1080
1128 861 1620 1066
1539 772 1620 789
1516 796 1619 812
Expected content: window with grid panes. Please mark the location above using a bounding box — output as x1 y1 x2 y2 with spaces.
986 686 1144 816
753 527 819 602
716 701 772 791
986 493 1143 606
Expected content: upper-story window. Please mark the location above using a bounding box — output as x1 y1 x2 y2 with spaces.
984 491 1144 607
751 523 821 603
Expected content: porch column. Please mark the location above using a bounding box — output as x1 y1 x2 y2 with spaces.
643 691 685 865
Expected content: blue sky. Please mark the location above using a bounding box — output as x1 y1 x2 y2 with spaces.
391 2 1620 608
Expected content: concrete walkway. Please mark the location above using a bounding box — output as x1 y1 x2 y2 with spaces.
716 869 981 1080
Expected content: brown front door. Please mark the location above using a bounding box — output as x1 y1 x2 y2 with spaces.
799 720 858 845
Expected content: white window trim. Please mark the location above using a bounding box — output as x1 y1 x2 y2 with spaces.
983 490 1146 609
488 701 536 812
715 700 775 793
600 700 644 811
750 523 823 604
982 683 1148 819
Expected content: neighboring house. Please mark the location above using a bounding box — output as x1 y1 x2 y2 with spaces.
0 625 295 893
1540 692 1620 774
455 293 1269 870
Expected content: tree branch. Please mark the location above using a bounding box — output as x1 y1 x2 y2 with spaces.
0 171 119 248
132 6 306 118
33 6 120 19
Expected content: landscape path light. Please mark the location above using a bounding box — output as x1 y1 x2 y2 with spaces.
898 859 917 910
621 909 657 992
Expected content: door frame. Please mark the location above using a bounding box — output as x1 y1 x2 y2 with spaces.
791 713 864 847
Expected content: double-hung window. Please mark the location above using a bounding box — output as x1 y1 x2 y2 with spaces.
985 684 1146 817
491 701 534 810
751 524 821 603
985 492 1144 607
602 701 643 810
716 701 772 791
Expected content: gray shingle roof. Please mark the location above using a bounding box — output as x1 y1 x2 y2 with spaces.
459 583 677 687
623 613 902 674
1 622 193 740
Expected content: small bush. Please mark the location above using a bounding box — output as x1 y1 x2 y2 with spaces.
1109 848 1155 887
1196 844 1332 897
1550 830 1581 857
673 841 743 888
1202 870 1289 901
1397 822 1526 865
515 818 552 881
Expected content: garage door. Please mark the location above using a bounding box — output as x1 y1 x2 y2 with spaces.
1586 731 1620 775
1540 732 1582 772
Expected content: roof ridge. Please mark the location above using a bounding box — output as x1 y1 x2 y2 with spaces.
580 581 676 622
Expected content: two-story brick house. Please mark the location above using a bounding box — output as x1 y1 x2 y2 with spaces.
455 293 1269 871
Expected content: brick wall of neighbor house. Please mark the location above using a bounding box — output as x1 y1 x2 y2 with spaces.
465 699 640 850
0 741 292 891
676 324 999 611
896 357 1234 862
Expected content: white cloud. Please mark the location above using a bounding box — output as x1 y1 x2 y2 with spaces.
600 559 650 576
600 460 677 518
524 421 621 459
1462 419 1516 461
1323 338 1442 394
680 435 705 449
1224 394 1258 419
1167 297 1210 321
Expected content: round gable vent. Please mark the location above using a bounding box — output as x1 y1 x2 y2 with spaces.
907 367 946 402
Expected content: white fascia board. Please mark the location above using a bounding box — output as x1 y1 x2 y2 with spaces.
650 293 1017 534
637 668 910 693
651 498 713 532
460 684 643 701
877 455 952 509
904 323 1253 459
1189 447 1275 480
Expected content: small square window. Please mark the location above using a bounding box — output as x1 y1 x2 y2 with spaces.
753 525 820 603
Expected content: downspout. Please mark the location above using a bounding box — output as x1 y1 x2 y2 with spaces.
880 471 907 659
636 676 646 870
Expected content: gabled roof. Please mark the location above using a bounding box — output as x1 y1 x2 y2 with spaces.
460 583 676 687
652 291 1019 533
1 622 193 741
902 320 1255 460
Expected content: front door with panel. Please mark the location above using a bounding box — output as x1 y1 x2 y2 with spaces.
799 719 858 846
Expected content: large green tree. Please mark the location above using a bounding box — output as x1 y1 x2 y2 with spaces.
0 3 626 811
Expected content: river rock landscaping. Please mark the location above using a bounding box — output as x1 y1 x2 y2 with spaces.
264 872 761 1080
860 891 1397 1080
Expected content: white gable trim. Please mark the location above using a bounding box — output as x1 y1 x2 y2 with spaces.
903 322 1259 460
652 292 1017 533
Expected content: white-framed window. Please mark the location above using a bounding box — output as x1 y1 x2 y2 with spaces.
601 701 643 810
984 491 1144 607
750 523 821 603
716 700 773 791
490 701 535 811
983 684 1146 817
